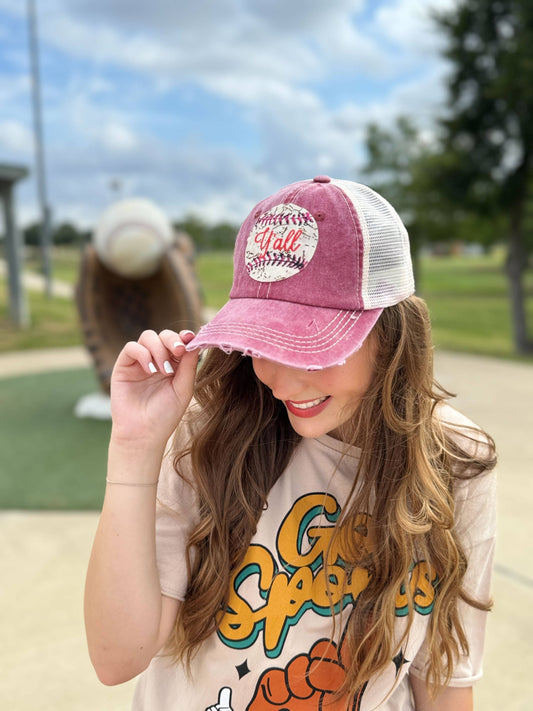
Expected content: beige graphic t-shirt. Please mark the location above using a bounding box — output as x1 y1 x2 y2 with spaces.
132 405 496 711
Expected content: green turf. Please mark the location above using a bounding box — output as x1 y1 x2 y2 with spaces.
0 279 83 352
26 248 81 285
0 368 110 509
419 253 533 359
196 250 234 309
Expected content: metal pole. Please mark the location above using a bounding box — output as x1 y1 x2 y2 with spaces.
1 183 30 327
27 0 53 297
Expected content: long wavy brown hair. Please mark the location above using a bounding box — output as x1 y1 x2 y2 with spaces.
165 295 496 699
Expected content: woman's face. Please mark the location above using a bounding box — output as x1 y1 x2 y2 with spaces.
251 336 377 441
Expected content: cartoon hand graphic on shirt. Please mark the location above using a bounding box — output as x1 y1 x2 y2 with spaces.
206 686 234 711
247 637 365 711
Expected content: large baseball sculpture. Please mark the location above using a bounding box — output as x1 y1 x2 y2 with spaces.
76 198 203 394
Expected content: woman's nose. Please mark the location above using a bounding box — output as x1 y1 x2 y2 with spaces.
253 358 304 400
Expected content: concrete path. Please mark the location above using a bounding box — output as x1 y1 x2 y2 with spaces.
0 348 532 710
0 345 90 378
0 258 74 299
435 352 533 711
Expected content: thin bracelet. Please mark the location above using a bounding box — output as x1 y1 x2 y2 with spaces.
106 478 158 487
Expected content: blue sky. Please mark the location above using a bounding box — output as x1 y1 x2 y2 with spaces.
0 0 458 229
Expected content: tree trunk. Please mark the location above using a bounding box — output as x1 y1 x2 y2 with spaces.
505 203 533 354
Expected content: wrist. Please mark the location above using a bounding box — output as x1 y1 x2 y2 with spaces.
109 426 169 454
107 433 168 486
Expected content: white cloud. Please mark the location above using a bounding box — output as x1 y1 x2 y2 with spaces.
246 0 365 30
32 0 409 105
100 123 140 153
0 73 30 104
44 139 270 229
375 0 460 55
0 120 33 154
244 0 390 74
86 77 115 96
328 61 450 146
39 12 321 95
386 63 449 123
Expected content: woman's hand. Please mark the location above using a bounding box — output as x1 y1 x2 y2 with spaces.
109 328 200 448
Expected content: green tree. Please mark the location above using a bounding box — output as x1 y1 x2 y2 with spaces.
435 0 533 353
53 222 82 246
24 220 85 247
209 223 238 250
175 215 209 250
23 222 41 247
364 118 503 246
174 216 238 251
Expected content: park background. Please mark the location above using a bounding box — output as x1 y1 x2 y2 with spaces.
1 1 533 710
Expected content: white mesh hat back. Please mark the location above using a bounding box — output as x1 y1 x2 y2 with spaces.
331 178 414 309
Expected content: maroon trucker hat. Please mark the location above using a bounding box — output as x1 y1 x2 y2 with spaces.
186 176 414 370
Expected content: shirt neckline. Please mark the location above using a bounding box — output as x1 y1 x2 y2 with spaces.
312 432 361 459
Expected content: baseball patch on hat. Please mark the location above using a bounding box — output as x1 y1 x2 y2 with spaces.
245 203 319 283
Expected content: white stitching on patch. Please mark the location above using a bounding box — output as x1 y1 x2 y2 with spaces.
246 253 307 273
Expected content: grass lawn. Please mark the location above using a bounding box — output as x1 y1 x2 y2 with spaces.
196 250 234 310
0 368 109 509
0 280 83 352
419 252 533 359
26 247 82 284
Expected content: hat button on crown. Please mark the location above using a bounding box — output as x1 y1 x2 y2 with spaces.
313 175 331 183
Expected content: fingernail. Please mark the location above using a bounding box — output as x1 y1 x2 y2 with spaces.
163 360 174 374
148 362 157 373
180 330 196 344
173 338 185 348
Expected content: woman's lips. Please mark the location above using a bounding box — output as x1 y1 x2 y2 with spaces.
285 396 331 418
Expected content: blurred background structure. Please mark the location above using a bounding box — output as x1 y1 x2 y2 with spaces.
1 162 29 327
0 0 532 709
27 0 53 299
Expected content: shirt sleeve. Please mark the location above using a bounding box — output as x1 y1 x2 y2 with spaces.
410 405 498 686
154 416 200 601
